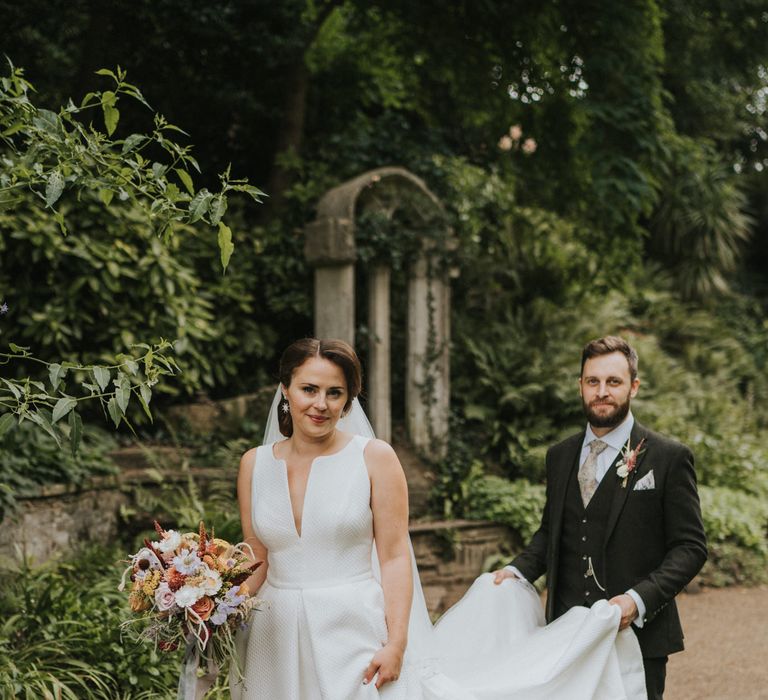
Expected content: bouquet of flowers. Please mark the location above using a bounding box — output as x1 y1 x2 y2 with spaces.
119 520 261 687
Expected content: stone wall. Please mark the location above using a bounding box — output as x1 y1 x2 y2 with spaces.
2 480 126 563
0 446 211 563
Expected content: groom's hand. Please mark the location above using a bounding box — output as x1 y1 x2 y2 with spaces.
608 594 638 630
492 568 519 585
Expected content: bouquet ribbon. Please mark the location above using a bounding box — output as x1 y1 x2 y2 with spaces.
176 636 219 700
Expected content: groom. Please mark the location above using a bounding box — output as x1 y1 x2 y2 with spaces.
494 336 707 699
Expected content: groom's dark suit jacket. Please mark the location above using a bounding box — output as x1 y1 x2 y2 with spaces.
511 421 707 658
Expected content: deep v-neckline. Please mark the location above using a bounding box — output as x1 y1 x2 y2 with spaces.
272 436 356 539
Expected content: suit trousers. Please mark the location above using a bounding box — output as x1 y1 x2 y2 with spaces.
643 656 667 700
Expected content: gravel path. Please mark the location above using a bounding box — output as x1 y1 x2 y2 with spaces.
666 585 768 700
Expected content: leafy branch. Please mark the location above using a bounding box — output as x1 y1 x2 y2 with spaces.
0 60 265 271
0 341 179 454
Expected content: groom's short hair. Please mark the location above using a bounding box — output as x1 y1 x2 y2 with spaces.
581 336 638 381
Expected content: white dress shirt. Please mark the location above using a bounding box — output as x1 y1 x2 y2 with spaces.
508 412 647 627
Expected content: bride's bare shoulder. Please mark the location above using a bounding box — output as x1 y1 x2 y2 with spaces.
362 438 401 472
238 446 260 475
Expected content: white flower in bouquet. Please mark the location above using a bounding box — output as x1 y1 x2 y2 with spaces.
173 548 202 575
197 564 223 597
156 529 182 554
175 584 205 608
134 547 164 570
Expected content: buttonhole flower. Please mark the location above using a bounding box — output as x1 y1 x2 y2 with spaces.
616 438 646 487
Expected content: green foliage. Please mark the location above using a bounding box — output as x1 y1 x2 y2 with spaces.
697 486 768 586
699 486 768 554
0 549 179 698
661 0 768 150
464 475 546 543
122 458 242 548
428 427 483 520
0 60 267 448
0 61 262 256
0 191 205 395
649 135 753 298
355 187 452 273
0 341 178 450
560 1 666 242
0 421 117 521
0 63 291 487
698 542 768 588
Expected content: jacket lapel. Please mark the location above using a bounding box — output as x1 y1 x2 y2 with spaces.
604 422 650 544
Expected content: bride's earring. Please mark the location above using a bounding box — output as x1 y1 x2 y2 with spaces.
281 396 290 414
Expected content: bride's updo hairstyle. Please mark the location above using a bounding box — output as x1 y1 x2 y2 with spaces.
277 338 362 437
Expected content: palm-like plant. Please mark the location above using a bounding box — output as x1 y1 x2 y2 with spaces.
649 135 753 299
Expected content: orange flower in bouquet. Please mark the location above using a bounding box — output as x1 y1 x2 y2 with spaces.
191 596 215 622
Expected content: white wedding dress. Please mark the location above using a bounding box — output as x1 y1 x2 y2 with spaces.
231 434 646 700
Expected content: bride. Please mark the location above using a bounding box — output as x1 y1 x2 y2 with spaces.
230 338 646 699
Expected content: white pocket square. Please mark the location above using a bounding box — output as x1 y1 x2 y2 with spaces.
633 470 655 491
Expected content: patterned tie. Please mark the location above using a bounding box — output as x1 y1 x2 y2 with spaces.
578 439 609 507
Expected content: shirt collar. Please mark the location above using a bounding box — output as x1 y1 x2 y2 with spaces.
584 411 634 452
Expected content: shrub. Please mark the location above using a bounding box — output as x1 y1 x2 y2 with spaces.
464 475 546 543
0 61 269 433
699 486 768 554
0 549 179 698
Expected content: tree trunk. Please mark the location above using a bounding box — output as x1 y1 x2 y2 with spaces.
264 58 310 211
262 1 341 212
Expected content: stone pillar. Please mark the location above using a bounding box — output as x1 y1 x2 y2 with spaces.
314 265 355 345
406 256 450 456
432 271 450 446
367 265 391 441
304 216 356 345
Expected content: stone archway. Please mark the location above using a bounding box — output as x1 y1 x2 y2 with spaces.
304 167 453 455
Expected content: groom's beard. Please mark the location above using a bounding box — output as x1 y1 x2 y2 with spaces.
583 395 631 429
